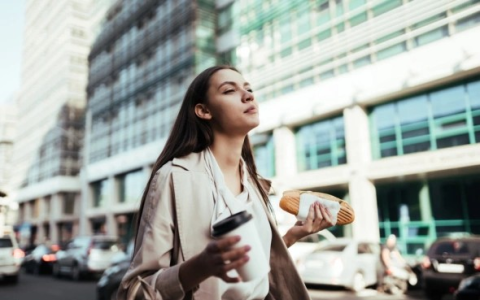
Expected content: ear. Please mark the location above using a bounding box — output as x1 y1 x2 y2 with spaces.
195 103 212 120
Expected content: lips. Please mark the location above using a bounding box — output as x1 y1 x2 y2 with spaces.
244 105 257 113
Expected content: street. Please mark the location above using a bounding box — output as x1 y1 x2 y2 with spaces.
0 272 456 300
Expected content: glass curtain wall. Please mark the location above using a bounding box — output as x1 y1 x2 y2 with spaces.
370 78 480 159
253 134 276 178
235 0 480 103
296 115 347 171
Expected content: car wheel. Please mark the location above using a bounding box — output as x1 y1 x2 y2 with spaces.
6 275 19 284
53 263 61 278
425 287 443 300
351 272 366 292
71 265 81 281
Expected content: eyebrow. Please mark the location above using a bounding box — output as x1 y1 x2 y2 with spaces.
217 81 251 90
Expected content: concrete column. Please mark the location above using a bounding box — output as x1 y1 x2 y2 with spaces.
36 220 45 244
106 212 118 237
49 217 58 244
344 105 379 241
51 194 61 219
273 126 297 180
348 175 380 241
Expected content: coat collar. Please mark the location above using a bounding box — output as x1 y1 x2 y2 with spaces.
171 151 207 172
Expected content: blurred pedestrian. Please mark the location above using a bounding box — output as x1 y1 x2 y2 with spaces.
117 66 334 300
377 234 409 292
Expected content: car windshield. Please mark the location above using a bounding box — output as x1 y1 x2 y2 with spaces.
433 241 472 255
0 238 13 248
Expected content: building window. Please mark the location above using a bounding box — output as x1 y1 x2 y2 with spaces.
253 134 276 178
118 170 145 203
372 0 402 17
92 179 109 207
296 115 347 171
63 193 75 215
370 78 480 159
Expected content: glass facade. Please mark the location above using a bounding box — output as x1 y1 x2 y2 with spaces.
118 169 145 203
233 0 480 103
371 78 480 159
377 175 480 255
296 116 347 171
87 0 219 163
253 134 276 178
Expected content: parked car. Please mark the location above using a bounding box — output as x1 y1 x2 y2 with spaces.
0 231 24 284
23 243 60 274
53 235 121 280
422 236 480 300
284 228 336 266
455 274 480 300
97 241 134 300
297 238 380 292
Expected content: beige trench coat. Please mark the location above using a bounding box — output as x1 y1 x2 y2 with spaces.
117 151 311 300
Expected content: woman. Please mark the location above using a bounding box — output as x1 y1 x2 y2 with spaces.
117 66 334 300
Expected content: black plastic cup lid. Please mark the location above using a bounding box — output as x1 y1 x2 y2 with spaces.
211 210 253 238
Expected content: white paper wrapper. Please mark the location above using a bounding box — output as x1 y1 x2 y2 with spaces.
297 193 340 225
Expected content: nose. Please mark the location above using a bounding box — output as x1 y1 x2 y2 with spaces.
242 89 254 103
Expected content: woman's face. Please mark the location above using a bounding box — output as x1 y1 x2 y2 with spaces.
200 69 259 136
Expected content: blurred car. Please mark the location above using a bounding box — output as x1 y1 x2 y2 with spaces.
422 236 480 300
284 228 336 266
0 231 24 284
297 238 380 291
53 235 121 280
97 241 134 300
455 274 480 300
23 243 60 274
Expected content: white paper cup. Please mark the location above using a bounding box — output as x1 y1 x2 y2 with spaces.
212 210 270 282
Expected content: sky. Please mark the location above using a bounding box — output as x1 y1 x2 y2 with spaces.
0 0 25 104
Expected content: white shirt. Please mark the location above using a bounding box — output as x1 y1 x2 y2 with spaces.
204 149 272 300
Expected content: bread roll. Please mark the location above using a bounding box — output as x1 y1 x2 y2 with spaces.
279 190 355 225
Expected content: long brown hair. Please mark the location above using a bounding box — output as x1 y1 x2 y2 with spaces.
134 65 271 244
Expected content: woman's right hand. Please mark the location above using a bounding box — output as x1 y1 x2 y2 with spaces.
198 235 250 283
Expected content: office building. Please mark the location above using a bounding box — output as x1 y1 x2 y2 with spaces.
0 100 17 231
11 0 112 246
83 0 219 245
216 0 480 254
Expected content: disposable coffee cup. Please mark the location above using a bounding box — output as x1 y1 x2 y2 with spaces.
212 210 270 282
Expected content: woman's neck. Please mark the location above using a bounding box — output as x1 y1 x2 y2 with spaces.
209 133 245 177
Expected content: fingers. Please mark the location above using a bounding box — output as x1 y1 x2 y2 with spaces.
305 203 315 226
207 235 241 254
314 202 323 221
318 203 332 224
221 245 251 262
310 202 334 230
204 236 250 283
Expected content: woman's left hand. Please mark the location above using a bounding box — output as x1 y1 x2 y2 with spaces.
283 201 335 248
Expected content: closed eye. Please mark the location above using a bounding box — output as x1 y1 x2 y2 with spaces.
223 89 235 94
